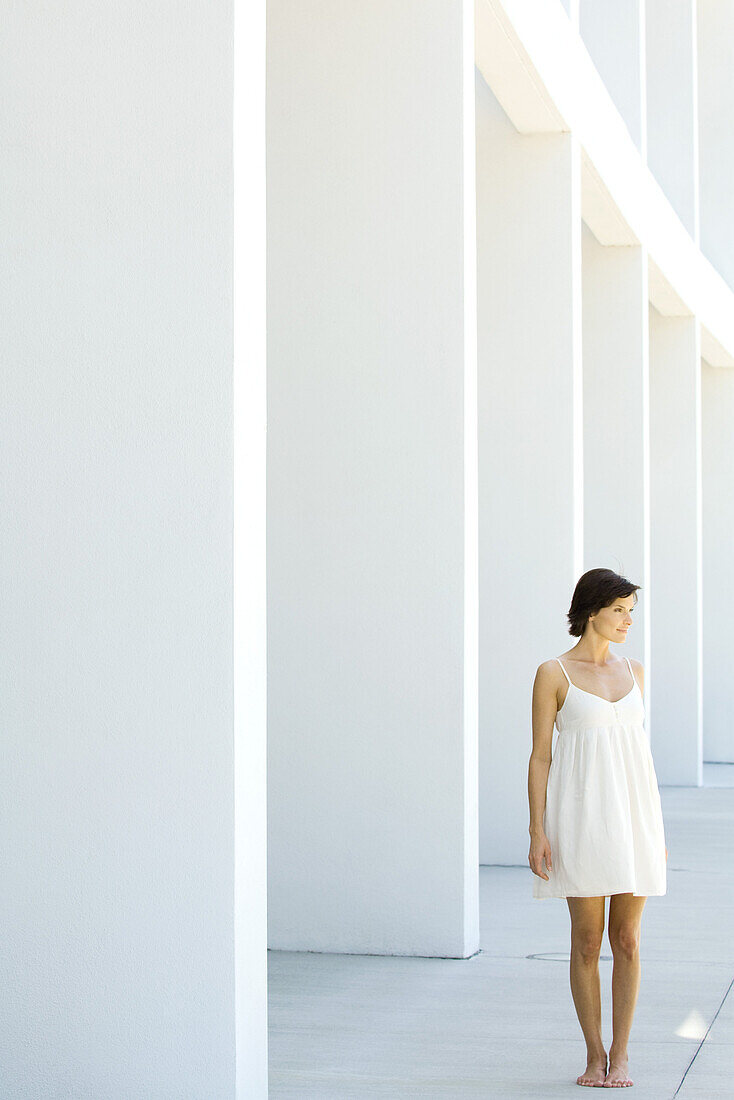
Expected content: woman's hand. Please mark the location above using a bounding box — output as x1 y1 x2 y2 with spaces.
529 832 552 881
665 847 668 862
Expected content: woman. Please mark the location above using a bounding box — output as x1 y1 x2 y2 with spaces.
527 568 667 1089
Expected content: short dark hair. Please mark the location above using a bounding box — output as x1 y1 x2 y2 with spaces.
567 568 640 637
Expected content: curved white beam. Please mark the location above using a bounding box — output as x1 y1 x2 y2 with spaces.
475 0 734 366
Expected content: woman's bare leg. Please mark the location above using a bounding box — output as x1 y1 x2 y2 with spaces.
604 893 646 1087
566 896 608 1086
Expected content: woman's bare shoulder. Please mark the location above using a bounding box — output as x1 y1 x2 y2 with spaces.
534 658 563 683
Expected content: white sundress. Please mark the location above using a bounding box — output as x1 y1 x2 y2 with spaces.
532 655 667 900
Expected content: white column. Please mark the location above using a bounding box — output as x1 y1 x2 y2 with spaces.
649 308 703 785
579 0 647 158
267 1 479 957
581 226 650 675
0 2 237 1095
476 75 582 861
645 0 699 241
235 0 268 1094
697 0 734 290
702 363 734 765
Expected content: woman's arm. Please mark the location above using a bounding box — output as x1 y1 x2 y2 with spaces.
528 661 559 879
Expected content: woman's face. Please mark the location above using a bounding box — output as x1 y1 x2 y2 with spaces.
589 596 635 640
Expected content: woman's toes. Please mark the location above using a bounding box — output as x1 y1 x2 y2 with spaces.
603 1060 632 1088
577 1060 608 1086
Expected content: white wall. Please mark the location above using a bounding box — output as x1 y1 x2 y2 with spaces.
649 307 703 784
562 0 580 24
266 0 479 957
645 0 699 240
579 0 646 156
235 0 269 1094
698 0 734 292
702 363 734 764
0 4 237 1096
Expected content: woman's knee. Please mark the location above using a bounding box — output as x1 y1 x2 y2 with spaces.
571 928 604 962
609 923 640 959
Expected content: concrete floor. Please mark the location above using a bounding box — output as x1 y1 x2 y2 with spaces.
268 776 734 1098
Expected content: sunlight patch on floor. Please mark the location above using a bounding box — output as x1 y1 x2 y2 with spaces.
675 1007 708 1040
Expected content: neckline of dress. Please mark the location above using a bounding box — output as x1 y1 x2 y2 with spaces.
556 656 638 714
559 677 638 712
566 681 636 707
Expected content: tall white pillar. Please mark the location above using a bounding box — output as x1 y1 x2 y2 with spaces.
579 0 647 158
649 308 703 784
0 2 238 1095
476 75 582 861
581 226 650 675
695 2 734 770
645 0 699 241
235 0 268 1093
266 1 479 957
702 363 734 765
697 0 734 290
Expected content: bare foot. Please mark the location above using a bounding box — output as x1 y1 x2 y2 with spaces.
577 1053 608 1087
603 1055 633 1087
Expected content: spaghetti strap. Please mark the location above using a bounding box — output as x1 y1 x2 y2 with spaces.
624 655 635 687
555 657 572 685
